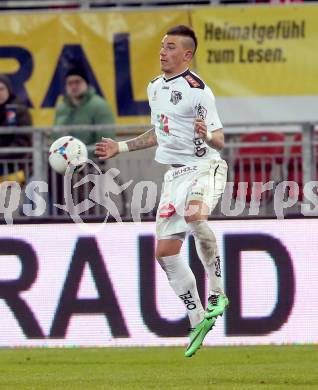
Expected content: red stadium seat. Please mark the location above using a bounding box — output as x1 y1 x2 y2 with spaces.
234 132 285 203
287 133 302 201
287 132 318 201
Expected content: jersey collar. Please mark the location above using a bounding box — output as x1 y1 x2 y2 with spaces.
163 69 189 83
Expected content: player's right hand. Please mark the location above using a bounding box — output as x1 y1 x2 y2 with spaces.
95 137 119 160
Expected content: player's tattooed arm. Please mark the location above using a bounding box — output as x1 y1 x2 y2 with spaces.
95 127 157 160
126 127 157 151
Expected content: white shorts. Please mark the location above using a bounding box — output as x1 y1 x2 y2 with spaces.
156 158 227 239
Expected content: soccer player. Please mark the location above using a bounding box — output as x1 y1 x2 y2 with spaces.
95 25 229 357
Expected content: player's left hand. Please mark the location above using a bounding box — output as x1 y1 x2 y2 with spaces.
194 118 208 140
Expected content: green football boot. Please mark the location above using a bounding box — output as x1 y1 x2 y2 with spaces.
204 294 229 319
184 317 216 358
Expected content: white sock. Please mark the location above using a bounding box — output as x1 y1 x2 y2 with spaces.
189 221 224 296
157 254 205 327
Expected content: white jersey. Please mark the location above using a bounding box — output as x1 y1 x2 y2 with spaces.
147 69 223 165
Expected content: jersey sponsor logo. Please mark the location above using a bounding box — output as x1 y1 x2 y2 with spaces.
179 290 197 310
170 90 182 105
172 165 198 179
193 136 207 157
191 191 204 197
195 103 207 120
184 74 200 88
162 86 170 90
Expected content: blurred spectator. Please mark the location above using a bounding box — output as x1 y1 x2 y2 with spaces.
0 74 32 183
54 64 115 144
0 75 32 132
53 65 115 216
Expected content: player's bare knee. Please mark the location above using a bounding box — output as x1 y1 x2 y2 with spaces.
155 247 180 259
155 237 184 259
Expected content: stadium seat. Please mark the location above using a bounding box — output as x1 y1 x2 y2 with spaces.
287 132 318 201
287 133 302 201
233 132 285 203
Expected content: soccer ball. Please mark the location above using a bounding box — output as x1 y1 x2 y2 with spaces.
49 136 88 175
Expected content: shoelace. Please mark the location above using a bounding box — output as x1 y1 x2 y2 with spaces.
209 295 219 306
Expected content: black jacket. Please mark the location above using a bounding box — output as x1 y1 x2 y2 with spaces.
0 75 32 159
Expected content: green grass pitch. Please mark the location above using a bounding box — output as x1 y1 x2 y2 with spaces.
0 345 317 389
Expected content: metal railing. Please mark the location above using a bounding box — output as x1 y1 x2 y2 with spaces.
0 0 221 10
0 122 316 221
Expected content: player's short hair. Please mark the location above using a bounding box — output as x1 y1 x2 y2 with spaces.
166 25 198 55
